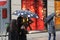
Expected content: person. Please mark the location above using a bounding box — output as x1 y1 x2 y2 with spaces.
23 17 33 30
8 19 18 40
17 16 23 40
17 16 28 40
47 17 56 40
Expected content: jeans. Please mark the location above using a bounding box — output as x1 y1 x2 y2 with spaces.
48 33 56 40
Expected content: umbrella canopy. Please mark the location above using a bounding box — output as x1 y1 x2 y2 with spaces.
13 10 26 17
12 10 39 18
45 13 55 23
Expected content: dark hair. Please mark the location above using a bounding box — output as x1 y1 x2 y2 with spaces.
10 19 17 31
11 19 16 26
17 16 23 22
17 16 23 26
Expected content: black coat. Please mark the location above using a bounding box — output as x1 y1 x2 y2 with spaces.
19 29 28 40
8 19 19 40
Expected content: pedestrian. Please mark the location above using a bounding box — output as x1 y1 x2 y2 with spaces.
8 19 18 40
17 16 23 40
47 17 56 40
17 16 28 40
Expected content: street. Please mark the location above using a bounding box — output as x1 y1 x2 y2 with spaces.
0 31 60 40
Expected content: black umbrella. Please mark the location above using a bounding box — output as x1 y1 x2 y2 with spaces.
45 13 55 23
12 10 39 18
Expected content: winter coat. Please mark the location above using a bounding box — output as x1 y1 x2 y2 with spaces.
47 19 56 33
8 19 19 40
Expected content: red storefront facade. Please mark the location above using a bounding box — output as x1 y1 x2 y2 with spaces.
21 0 45 31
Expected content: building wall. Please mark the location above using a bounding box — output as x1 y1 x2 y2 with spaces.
11 0 21 19
47 0 55 15
0 0 11 35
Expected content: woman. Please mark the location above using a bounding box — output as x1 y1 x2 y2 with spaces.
8 19 18 40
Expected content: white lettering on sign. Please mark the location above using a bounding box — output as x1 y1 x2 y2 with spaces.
0 0 6 1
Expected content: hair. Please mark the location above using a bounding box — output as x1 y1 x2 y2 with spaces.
10 19 17 31
17 16 24 27
11 19 16 26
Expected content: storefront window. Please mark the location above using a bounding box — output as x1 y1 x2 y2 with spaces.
55 0 60 29
21 0 45 31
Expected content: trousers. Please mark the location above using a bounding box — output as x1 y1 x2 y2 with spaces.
48 32 56 40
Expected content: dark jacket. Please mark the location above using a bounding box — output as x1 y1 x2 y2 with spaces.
8 19 18 40
47 18 55 33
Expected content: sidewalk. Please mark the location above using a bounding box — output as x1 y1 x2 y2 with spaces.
27 31 60 40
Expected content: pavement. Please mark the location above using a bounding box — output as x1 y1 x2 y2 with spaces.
27 31 60 40
0 31 60 40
